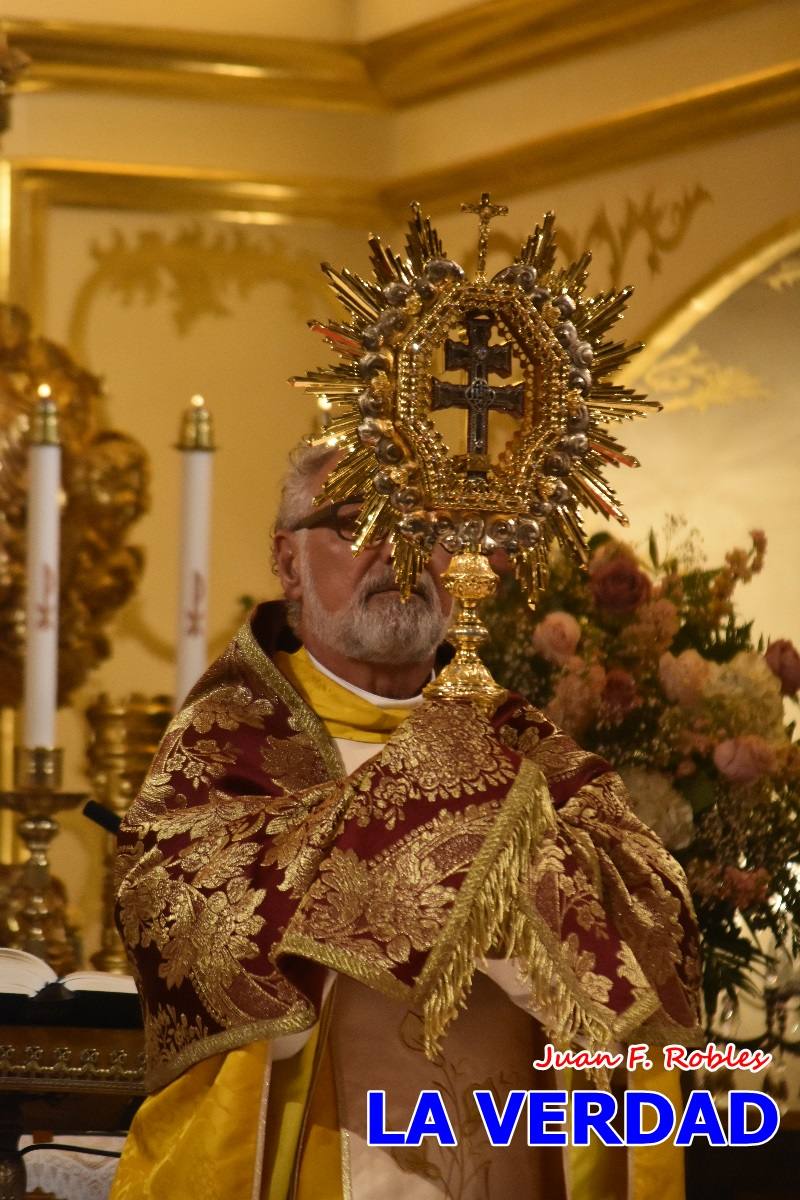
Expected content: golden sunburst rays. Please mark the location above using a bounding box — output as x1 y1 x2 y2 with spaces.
516 210 558 276
290 200 656 605
406 200 447 273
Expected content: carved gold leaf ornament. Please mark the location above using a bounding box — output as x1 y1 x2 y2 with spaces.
764 253 800 292
468 187 712 295
642 343 768 413
558 186 712 289
292 200 659 610
67 223 330 364
0 304 149 708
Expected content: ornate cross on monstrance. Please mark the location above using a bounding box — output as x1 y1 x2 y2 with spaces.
295 195 654 706
461 191 508 279
430 311 524 458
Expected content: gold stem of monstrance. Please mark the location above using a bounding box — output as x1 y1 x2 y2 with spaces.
424 550 506 711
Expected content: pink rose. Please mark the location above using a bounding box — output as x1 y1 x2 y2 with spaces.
713 735 777 783
589 554 651 614
601 668 640 720
765 639 800 696
532 611 581 665
658 649 714 707
546 660 605 737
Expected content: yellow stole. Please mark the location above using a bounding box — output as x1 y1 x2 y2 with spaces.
111 650 685 1200
274 646 415 742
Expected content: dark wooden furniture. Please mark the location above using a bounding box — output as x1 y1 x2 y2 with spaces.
0 990 144 1200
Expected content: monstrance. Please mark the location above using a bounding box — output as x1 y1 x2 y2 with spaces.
292 196 659 709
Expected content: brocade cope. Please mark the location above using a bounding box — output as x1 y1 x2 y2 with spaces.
116 603 702 1093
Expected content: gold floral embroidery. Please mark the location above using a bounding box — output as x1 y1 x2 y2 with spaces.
261 782 349 898
118 618 701 1089
558 932 614 1006
260 731 325 793
125 681 280 832
183 685 275 735
525 728 590 784
164 737 239 790
346 702 516 828
285 805 496 965
348 772 412 830
498 724 520 749
149 1003 210 1065
377 703 516 801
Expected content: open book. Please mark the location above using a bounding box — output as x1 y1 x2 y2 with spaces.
0 948 137 997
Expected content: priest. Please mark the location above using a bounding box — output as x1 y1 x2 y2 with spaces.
110 440 701 1200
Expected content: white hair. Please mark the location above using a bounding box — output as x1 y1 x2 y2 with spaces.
274 440 338 532
273 441 337 631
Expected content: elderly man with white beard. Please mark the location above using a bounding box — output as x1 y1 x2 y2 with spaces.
111 441 701 1200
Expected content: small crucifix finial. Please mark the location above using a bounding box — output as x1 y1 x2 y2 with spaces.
461 193 508 279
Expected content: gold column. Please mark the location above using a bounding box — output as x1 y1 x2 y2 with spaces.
85 693 171 973
0 34 29 876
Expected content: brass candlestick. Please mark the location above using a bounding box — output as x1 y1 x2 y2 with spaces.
424 549 506 711
85 694 172 973
0 747 85 974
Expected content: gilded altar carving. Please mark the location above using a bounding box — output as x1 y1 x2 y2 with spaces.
66 224 332 364
0 305 148 709
641 343 768 413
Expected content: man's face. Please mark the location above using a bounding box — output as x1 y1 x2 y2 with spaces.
274 456 453 666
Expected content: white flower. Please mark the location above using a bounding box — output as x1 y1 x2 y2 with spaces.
618 766 695 851
704 650 784 737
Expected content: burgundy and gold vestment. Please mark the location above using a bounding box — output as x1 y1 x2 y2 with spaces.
117 602 701 1098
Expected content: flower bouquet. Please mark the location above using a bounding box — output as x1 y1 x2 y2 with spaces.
483 519 800 1024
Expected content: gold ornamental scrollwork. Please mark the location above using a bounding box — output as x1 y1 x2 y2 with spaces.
485 187 712 291
0 304 149 709
640 344 768 414
67 223 333 365
765 254 800 292
559 185 712 288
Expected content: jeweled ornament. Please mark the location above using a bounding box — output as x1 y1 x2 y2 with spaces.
292 195 659 707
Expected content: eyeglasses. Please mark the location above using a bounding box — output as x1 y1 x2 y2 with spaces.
290 499 363 542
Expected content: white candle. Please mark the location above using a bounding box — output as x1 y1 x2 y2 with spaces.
175 395 215 708
23 386 61 749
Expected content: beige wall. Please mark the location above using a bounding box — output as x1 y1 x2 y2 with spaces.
2 0 798 957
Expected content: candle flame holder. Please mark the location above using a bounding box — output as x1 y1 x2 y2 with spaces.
0 747 85 973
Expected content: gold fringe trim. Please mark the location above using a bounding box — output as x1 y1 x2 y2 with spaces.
419 756 671 1084
421 758 551 1056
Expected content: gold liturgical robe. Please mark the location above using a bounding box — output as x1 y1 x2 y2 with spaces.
111 603 699 1200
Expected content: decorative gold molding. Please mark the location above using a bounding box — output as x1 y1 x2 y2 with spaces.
5 0 774 112
8 159 382 223
364 0 769 108
380 62 800 214
5 160 385 318
4 17 379 112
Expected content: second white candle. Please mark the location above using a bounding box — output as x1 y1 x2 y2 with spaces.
23 389 62 749
175 395 215 708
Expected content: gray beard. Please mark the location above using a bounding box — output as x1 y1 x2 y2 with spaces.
297 546 450 666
